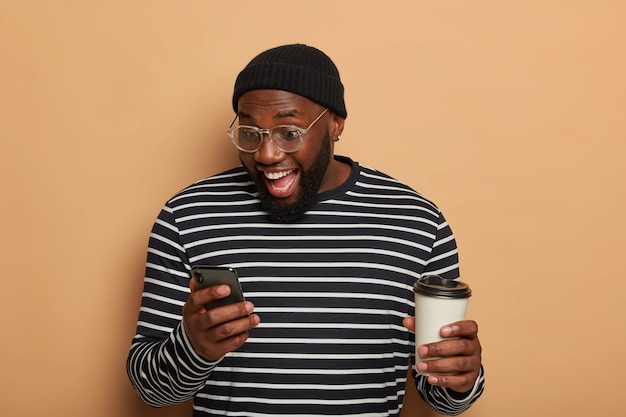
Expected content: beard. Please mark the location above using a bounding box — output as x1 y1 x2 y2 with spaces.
251 132 332 223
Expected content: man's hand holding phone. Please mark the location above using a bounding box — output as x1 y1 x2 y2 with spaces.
182 266 260 362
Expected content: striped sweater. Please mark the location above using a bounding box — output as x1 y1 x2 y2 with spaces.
127 155 484 416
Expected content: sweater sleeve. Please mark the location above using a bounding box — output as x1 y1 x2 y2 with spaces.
126 205 220 406
414 208 485 414
422 209 460 279
414 366 486 415
127 322 223 406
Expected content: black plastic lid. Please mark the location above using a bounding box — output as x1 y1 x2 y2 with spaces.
413 275 472 299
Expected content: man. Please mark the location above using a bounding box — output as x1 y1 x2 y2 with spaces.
127 44 484 416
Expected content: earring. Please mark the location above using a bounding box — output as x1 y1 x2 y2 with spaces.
337 135 342 140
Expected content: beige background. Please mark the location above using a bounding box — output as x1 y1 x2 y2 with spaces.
1 1 624 416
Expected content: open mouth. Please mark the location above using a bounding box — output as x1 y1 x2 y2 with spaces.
264 169 298 196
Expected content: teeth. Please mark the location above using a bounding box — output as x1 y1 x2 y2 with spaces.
265 169 295 180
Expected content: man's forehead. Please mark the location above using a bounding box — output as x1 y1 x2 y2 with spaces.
237 90 317 118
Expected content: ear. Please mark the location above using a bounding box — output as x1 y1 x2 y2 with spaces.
329 113 345 142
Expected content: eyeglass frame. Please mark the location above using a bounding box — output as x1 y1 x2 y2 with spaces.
227 108 329 153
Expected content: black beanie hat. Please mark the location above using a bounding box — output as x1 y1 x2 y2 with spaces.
232 44 347 119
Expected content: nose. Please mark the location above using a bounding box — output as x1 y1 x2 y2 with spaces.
254 132 284 164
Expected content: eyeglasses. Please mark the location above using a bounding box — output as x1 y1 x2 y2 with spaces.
227 108 329 153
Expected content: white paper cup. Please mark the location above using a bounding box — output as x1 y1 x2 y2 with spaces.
413 275 471 374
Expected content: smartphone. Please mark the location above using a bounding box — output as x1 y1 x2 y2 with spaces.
190 265 245 310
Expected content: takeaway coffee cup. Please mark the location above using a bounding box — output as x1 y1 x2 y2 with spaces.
413 275 471 372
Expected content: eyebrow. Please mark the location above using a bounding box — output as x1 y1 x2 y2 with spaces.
238 109 305 123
